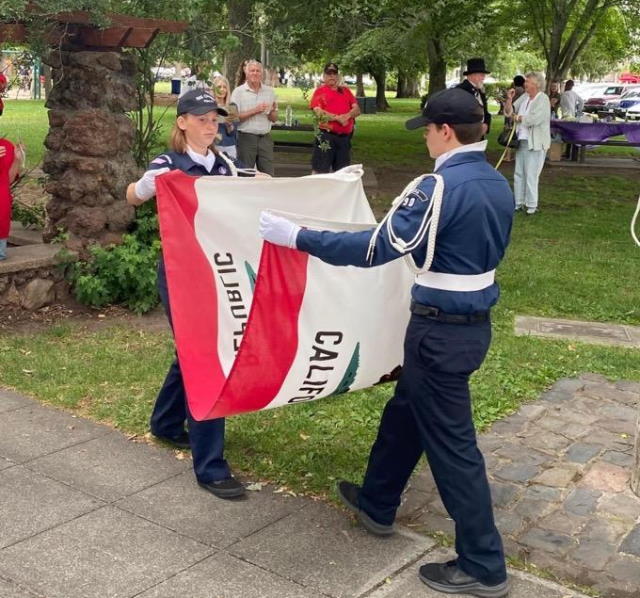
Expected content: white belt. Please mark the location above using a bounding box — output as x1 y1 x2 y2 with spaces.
415 270 496 292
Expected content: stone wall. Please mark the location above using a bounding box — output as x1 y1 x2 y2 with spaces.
0 267 69 310
42 50 140 255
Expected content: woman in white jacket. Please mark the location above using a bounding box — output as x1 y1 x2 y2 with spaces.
504 72 550 214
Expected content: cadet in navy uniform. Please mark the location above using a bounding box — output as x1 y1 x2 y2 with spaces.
127 89 254 499
259 88 514 597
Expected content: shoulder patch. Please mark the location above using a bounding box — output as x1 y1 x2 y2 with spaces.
402 188 429 208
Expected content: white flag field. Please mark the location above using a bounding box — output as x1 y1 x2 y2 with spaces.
156 168 412 420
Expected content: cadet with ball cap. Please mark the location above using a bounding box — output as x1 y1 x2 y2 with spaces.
176 89 228 117
259 86 514 597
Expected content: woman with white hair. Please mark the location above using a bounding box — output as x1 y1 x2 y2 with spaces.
504 71 551 214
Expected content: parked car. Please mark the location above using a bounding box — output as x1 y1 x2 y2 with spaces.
583 85 632 113
573 83 609 101
625 102 640 120
616 90 640 119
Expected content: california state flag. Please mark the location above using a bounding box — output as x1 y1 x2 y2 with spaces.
156 168 412 420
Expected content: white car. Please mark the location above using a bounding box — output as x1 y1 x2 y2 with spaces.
624 101 640 120
574 83 610 101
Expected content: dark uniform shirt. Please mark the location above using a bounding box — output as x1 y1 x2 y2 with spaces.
296 151 514 314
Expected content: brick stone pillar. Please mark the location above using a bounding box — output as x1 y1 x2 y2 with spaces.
633 414 640 496
41 49 139 254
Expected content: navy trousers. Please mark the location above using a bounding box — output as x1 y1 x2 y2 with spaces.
359 313 506 585
150 260 230 483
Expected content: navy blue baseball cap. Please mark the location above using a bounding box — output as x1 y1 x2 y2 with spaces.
177 89 228 117
405 88 483 130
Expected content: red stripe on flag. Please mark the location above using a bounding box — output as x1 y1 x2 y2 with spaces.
156 171 225 420
205 242 309 419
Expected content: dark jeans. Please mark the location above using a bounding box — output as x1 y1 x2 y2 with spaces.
150 260 230 483
311 130 352 173
359 313 506 585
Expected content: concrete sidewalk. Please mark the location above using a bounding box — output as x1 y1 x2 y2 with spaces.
0 388 589 598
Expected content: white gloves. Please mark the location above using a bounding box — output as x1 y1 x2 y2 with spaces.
259 212 301 249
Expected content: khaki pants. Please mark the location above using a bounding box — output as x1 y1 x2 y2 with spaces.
237 131 274 176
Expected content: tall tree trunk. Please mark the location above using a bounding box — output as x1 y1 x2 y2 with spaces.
426 38 446 96
372 68 389 111
396 70 420 98
356 72 365 97
224 0 257 87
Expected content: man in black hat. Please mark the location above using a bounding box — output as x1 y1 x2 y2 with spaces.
457 57 492 134
259 87 513 597
309 62 360 173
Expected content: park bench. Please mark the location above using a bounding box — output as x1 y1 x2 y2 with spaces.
571 139 640 163
272 123 314 154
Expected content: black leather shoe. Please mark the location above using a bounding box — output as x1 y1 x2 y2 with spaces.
419 561 509 598
198 476 246 499
336 480 394 536
152 431 190 450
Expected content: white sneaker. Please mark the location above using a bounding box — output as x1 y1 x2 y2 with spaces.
526 208 536 215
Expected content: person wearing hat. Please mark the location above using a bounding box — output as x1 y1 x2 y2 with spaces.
126 89 255 500
457 58 492 134
230 59 277 176
259 87 513 597
309 62 361 173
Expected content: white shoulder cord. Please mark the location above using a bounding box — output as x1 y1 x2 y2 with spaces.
632 194 640 247
366 173 444 273
217 150 238 177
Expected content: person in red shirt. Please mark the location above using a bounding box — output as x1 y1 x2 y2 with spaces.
0 138 23 260
0 72 7 117
309 62 361 173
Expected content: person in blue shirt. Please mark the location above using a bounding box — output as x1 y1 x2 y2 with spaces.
126 89 252 500
260 88 514 598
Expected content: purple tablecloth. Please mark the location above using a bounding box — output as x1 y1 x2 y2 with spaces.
550 120 640 143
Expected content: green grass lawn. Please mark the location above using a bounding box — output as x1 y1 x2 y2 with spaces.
0 91 639 499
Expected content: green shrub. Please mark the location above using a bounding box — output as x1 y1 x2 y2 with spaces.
69 205 161 314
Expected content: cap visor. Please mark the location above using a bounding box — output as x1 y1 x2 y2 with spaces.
405 115 430 130
184 106 228 116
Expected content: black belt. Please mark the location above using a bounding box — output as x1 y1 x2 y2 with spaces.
410 301 489 324
239 131 270 137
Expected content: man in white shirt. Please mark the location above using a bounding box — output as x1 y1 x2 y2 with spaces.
559 80 583 119
230 60 278 175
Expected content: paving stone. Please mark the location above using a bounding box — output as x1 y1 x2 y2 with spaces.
519 528 576 556
596 554 640 597
534 467 580 487
0 507 213 598
229 501 429 598
601 450 633 468
490 481 521 509
117 472 306 549
495 510 526 536
0 389 34 413
488 420 526 435
0 465 102 548
27 431 189 501
0 456 14 471
515 403 548 420
525 431 572 453
597 492 640 522
579 462 630 493
410 511 455 537
0 578 41 598
579 516 628 546
552 378 586 394
135 552 323 598
525 549 589 591
564 443 603 464
514 499 556 522
619 524 640 557
523 485 563 502
586 428 633 449
494 443 550 466
578 373 608 383
599 418 635 435
569 538 613 570
614 380 640 395
407 465 437 494
538 510 586 535
598 403 638 420
539 390 573 403
564 488 601 516
397 489 431 520
494 463 540 483
545 404 599 424
427 496 448 517
476 434 504 453
0 404 108 463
